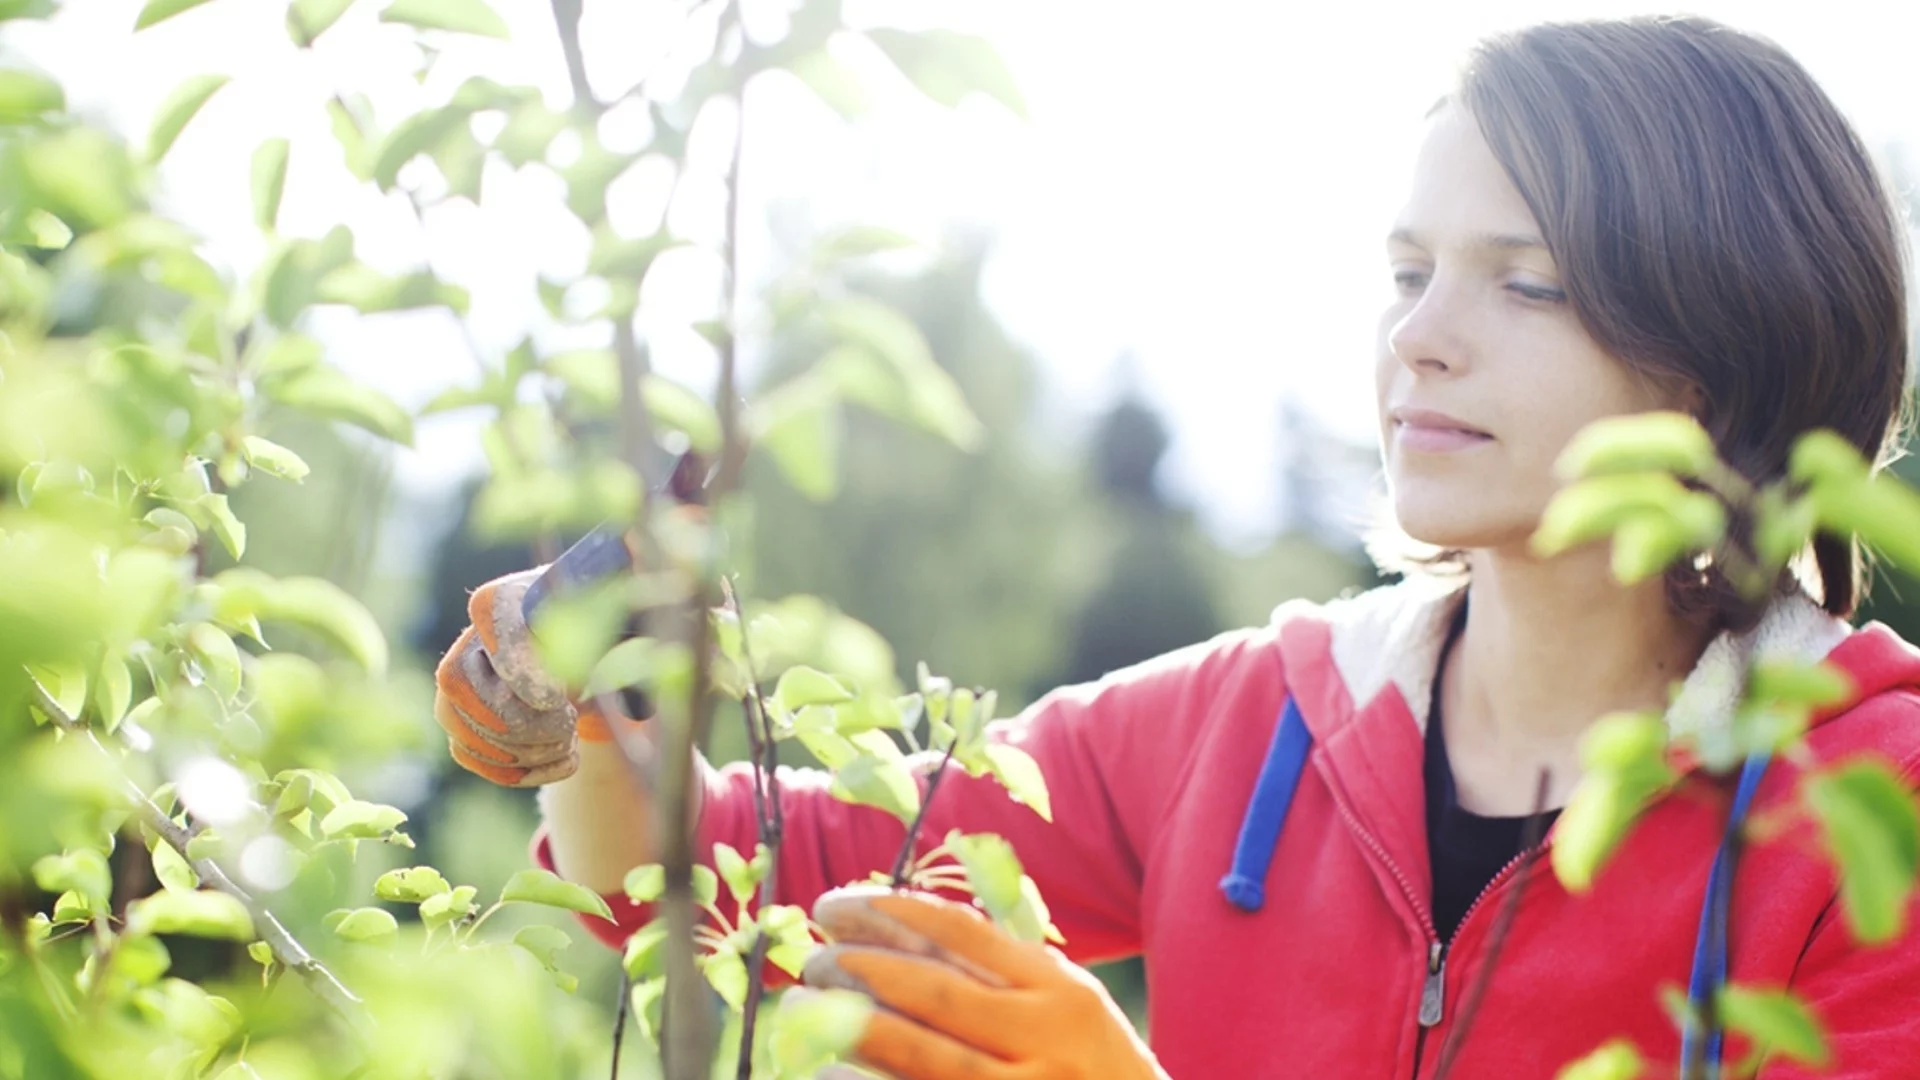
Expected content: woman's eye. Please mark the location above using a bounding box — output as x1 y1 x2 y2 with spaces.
1392 269 1429 294
1507 281 1568 304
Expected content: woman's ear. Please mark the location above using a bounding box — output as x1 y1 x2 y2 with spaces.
1674 380 1708 422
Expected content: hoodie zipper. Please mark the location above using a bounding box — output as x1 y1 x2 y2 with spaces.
1325 776 1550 1079
1412 843 1550 1077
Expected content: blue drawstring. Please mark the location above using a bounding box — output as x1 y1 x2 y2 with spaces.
1219 697 1313 912
1679 751 1772 1078
1222 696 1763 1078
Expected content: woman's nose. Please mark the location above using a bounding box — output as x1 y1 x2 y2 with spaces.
1386 281 1470 376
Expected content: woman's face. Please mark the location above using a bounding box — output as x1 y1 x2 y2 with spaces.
1376 105 1685 554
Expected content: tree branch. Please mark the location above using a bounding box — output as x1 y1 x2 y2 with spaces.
27 678 370 1036
1430 769 1552 1080
891 742 959 887
722 577 782 1079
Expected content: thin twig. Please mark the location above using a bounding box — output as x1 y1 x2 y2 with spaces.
1429 769 1552 1080
610 969 632 1080
892 742 960 887
27 678 370 1035
547 0 596 114
721 576 783 1079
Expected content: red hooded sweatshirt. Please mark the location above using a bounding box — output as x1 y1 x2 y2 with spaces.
539 578 1920 1078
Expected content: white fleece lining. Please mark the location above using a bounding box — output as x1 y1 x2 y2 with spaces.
1277 577 1852 738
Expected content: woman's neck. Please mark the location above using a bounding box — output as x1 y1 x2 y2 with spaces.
1440 546 1715 813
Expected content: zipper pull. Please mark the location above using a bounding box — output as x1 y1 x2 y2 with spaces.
1419 943 1446 1027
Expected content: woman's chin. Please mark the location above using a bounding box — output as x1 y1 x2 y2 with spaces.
1390 498 1520 553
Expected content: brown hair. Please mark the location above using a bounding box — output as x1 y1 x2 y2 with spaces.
1434 16 1911 629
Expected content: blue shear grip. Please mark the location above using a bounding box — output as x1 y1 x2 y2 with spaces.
1220 696 1314 912
1680 751 1772 1078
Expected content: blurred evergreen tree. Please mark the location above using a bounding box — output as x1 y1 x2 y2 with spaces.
1056 386 1223 688
744 233 1104 708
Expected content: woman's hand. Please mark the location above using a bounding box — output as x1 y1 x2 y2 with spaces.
433 567 587 787
800 885 1168 1080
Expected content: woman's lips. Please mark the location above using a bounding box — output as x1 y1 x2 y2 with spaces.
1396 424 1493 452
1391 408 1493 453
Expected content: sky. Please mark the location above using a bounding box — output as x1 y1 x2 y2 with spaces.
13 0 1920 548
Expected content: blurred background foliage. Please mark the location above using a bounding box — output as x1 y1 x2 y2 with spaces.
9 0 1915 1073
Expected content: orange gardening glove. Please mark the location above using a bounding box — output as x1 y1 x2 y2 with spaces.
800 885 1168 1080
432 567 639 787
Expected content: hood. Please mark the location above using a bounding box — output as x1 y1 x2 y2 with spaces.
1270 575 1920 745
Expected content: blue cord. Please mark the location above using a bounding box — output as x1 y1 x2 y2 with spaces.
1220 697 1313 912
1680 752 1772 1078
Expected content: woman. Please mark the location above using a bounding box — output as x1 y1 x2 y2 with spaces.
433 16 1920 1078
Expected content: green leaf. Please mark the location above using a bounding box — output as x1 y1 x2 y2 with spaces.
368 104 471 191
264 361 414 444
319 799 408 840
247 941 273 968
27 663 86 722
1530 473 1701 558
758 379 842 500
112 935 173 987
1790 430 1871 488
19 127 134 227
984 744 1051 822
831 754 920 825
127 890 255 941
1608 512 1692 585
1552 712 1674 892
317 263 469 315
702 948 748 1010
1748 660 1852 712
1553 1039 1643 1080
52 890 100 926
815 225 918 263
513 924 572 969
644 375 722 455
624 864 665 904
18 208 71 249
187 622 243 700
147 74 230 164
151 838 199 892
287 0 356 45
775 666 856 713
325 906 398 942
761 903 815 976
771 987 873 1073
944 831 1022 920
622 921 667 979
380 0 507 38
135 0 215 30
693 865 719 909
1807 762 1920 943
714 843 762 906
501 868 615 921
215 569 391 674
1554 411 1719 481
820 297 982 449
241 435 310 481
374 866 450 904
787 48 867 121
528 583 627 690
419 884 478 930
866 28 1026 117
33 850 110 907
0 68 64 124
251 138 290 232
496 100 570 166
197 493 246 560
1719 986 1829 1069
93 654 132 731
1811 468 1920 572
